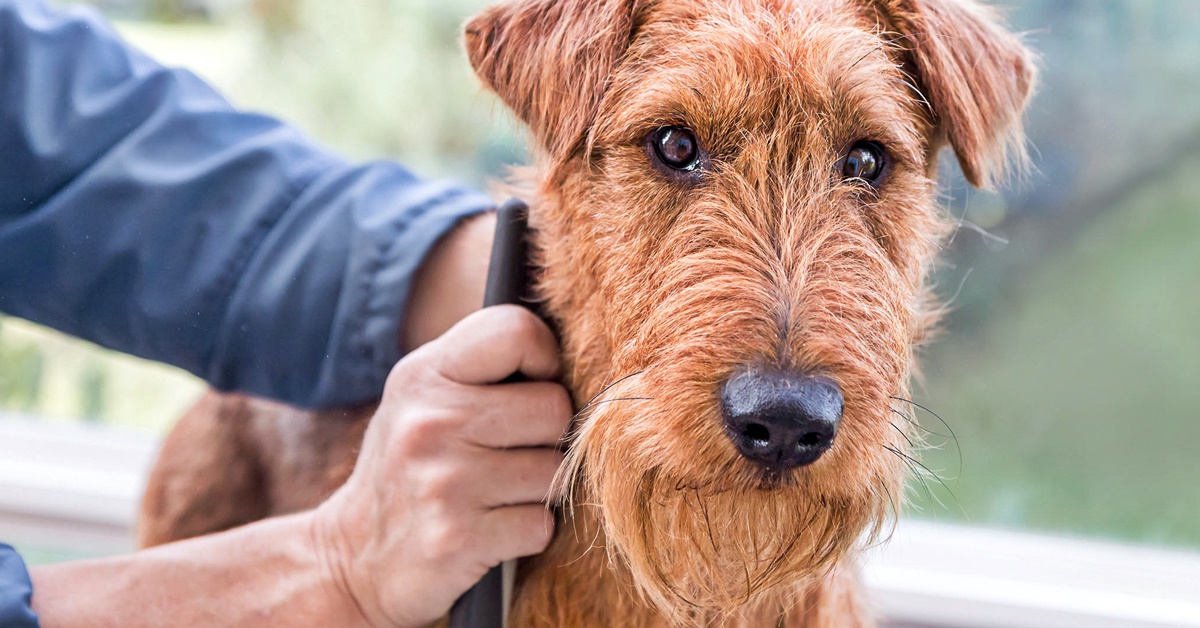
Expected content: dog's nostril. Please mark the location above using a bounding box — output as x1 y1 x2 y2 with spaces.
798 431 824 447
741 423 771 448
720 370 843 471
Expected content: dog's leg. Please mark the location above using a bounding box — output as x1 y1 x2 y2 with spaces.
137 392 271 547
139 393 371 548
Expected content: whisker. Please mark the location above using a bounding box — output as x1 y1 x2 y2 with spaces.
691 487 722 566
558 371 651 514
577 396 652 414
887 447 935 504
589 370 645 403
947 198 968 246
957 220 1011 246
942 266 974 311
889 396 955 438
563 519 606 567
887 421 919 451
878 480 901 538
847 42 888 71
883 444 960 512
567 371 648 426
889 407 948 438
889 397 962 476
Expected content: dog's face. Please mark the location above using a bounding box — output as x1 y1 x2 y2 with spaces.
468 0 1034 618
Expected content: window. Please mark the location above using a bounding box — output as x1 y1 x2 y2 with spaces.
910 0 1200 553
2 1 1197 624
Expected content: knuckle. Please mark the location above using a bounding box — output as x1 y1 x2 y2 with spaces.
424 465 468 501
384 359 414 394
493 305 543 345
385 356 434 398
393 411 458 457
424 518 468 561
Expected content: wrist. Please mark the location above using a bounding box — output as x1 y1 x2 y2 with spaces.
307 505 378 628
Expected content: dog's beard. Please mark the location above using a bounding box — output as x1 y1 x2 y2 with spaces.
614 469 884 621
562 396 897 623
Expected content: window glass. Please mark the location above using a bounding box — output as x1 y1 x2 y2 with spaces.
1 0 1195 560
910 1 1200 550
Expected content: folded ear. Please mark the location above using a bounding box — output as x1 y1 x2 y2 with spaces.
873 0 1037 189
464 0 639 162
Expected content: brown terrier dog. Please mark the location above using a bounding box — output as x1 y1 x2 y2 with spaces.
139 0 1035 624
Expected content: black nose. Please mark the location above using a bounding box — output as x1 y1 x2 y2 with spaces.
720 371 843 470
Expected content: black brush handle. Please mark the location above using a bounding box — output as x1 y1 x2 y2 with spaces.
482 198 534 312
447 198 534 628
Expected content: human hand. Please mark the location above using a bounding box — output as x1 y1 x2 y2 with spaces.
312 305 571 627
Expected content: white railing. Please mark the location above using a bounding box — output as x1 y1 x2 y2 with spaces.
0 414 155 557
1 415 1197 627
864 520 1200 627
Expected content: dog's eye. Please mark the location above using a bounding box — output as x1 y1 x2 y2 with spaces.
651 127 701 171
842 141 884 184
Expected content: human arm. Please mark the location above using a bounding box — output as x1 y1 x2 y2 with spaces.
0 0 493 408
401 210 495 352
28 306 570 627
28 514 362 627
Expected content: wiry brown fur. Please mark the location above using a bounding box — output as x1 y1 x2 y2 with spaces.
139 0 1035 625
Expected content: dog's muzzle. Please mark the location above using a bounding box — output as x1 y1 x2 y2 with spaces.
720 371 843 471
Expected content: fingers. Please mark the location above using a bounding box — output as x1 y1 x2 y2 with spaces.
481 504 556 565
460 381 573 449
414 447 563 512
469 447 565 507
323 305 568 626
424 305 560 385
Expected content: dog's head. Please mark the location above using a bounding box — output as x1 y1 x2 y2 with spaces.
466 0 1034 618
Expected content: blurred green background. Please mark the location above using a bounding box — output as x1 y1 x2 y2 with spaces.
1 0 1197 552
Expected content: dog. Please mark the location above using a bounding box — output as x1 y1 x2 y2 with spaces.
139 0 1035 624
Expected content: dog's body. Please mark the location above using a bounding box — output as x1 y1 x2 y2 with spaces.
141 0 1035 624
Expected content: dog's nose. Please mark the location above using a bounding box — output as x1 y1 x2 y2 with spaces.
720 371 843 470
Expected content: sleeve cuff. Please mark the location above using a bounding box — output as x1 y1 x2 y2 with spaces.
0 544 40 628
208 160 493 409
328 181 494 407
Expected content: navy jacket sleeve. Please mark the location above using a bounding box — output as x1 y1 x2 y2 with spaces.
0 545 38 627
0 0 492 408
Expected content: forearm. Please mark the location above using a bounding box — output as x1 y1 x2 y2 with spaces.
30 514 365 628
401 210 495 352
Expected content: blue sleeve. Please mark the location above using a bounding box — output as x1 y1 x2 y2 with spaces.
0 545 38 627
0 0 492 409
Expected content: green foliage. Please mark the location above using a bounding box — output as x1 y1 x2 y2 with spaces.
0 318 44 413
228 0 523 183
912 150 1200 549
0 317 202 429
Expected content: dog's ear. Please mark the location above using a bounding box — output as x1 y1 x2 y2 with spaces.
464 0 638 162
872 0 1037 189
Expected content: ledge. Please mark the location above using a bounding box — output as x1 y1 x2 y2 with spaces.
865 519 1200 627
1 414 1197 626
